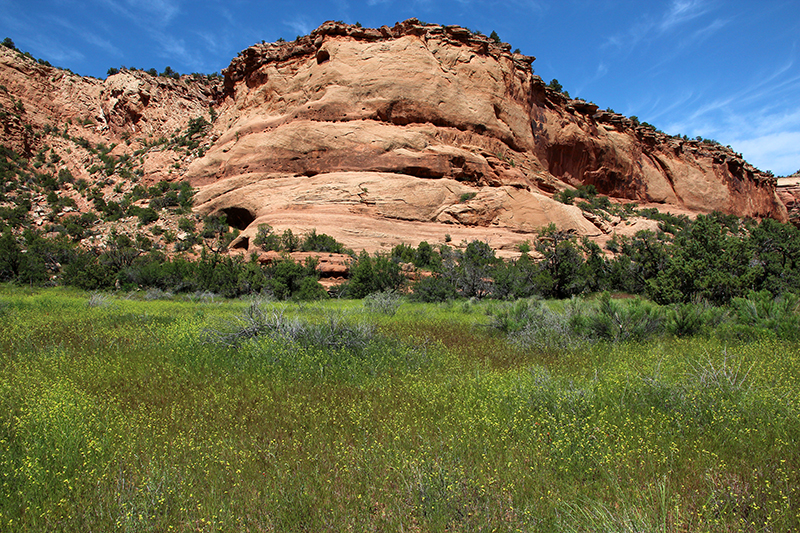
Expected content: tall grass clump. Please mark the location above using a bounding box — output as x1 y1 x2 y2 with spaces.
574 292 664 342
665 300 719 337
491 291 800 347
202 299 436 381
203 299 377 351
183 290 218 303
362 289 403 316
143 287 174 301
728 290 800 340
686 348 753 392
489 298 586 351
86 291 112 308
489 293 664 349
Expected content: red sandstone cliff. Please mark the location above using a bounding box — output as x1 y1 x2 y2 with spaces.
0 19 790 255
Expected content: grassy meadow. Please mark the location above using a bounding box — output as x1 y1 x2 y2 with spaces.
0 287 798 532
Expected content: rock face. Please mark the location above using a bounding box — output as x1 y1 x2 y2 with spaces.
0 46 217 180
0 20 789 256
186 19 787 251
777 173 800 227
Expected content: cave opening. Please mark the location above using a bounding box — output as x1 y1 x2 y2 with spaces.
220 206 256 231
231 236 249 250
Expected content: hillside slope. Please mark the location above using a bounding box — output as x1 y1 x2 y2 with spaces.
0 20 789 256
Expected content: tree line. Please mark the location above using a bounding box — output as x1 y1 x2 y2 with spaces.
1 211 799 304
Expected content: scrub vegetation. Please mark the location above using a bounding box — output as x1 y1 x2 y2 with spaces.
1 287 798 531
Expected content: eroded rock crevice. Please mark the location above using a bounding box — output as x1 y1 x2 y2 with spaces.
219 206 256 231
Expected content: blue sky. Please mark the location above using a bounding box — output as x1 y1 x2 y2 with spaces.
2 0 799 176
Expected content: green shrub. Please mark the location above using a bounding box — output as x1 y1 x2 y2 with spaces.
410 274 457 303
265 258 326 301
185 116 209 137
666 302 706 337
0 229 23 281
574 292 665 342
253 223 280 251
62 250 116 290
453 240 498 299
493 298 586 351
293 275 329 301
280 229 299 252
414 241 440 269
534 225 589 298
390 241 440 270
553 184 597 205
489 298 546 334
301 229 349 254
730 290 800 340
160 66 179 79
129 206 159 225
458 192 477 203
201 213 228 238
548 78 563 92
57 168 74 185
345 251 404 299
391 243 416 264
178 217 196 232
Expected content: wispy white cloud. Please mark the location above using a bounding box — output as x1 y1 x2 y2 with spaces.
93 0 137 24
25 34 86 64
196 31 224 57
691 16 728 42
284 17 314 38
96 0 181 28
574 62 609 98
445 0 545 14
0 8 23 32
45 14 123 57
198 6 261 61
657 56 800 175
81 32 123 57
126 0 180 26
88 0 213 70
644 14 729 71
0 9 90 66
643 90 705 124
658 0 710 32
729 130 800 176
603 0 716 51
685 60 799 121
153 32 189 63
504 0 546 14
218 7 236 27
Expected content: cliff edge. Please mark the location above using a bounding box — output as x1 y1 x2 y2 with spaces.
0 20 789 256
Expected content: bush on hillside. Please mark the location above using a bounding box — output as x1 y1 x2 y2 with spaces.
344 251 404 299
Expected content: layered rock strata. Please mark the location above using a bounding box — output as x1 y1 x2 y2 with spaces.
187 19 786 251
0 19 789 257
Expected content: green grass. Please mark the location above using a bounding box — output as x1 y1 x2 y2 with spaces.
0 287 798 531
